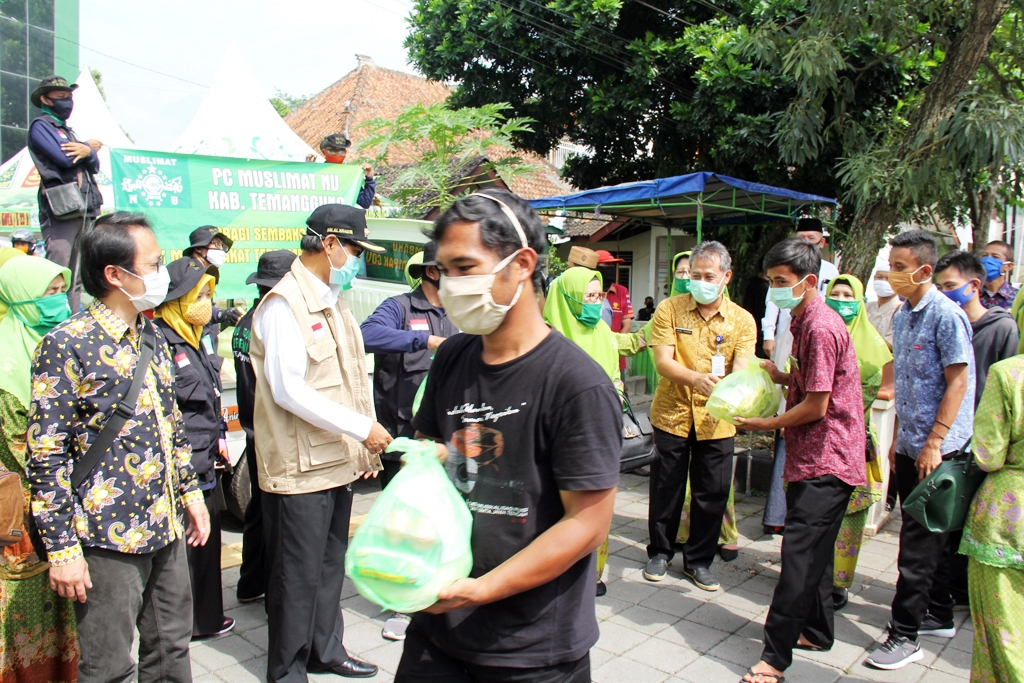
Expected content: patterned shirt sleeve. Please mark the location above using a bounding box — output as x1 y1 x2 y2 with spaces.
170 399 203 508
26 333 84 566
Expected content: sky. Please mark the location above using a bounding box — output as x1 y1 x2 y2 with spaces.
79 0 417 151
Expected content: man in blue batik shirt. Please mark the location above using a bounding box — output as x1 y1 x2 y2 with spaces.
866 230 975 672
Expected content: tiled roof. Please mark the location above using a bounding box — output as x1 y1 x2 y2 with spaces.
285 55 573 201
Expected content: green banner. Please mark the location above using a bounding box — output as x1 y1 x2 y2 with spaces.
364 241 424 284
111 149 364 299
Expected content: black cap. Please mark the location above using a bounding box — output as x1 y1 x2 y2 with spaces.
247 250 297 288
163 257 212 304
305 204 385 254
408 241 439 279
796 217 823 234
319 134 351 151
31 75 78 108
183 226 234 256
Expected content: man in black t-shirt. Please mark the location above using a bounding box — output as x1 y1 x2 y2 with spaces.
399 190 622 683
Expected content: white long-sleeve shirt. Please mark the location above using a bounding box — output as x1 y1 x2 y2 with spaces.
762 259 840 340
254 277 373 443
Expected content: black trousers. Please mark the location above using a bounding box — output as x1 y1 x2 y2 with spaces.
647 426 734 567
890 453 951 639
237 437 268 601
264 485 354 683
75 540 193 683
395 622 591 683
762 474 853 671
187 486 226 636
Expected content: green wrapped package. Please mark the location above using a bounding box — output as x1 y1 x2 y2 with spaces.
705 359 781 426
346 438 474 613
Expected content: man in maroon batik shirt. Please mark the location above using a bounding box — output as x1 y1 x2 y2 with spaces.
735 238 866 683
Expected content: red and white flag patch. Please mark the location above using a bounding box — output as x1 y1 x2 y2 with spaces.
174 352 190 368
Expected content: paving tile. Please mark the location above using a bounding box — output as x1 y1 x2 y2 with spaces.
593 656 669 683
623 635 701 674
595 620 651 654
609 604 680 635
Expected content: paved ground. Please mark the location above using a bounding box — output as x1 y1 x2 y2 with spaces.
190 472 974 683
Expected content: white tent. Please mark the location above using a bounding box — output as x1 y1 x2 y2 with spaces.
172 42 319 162
0 65 135 229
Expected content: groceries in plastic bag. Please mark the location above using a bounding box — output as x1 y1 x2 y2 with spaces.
705 357 781 426
346 437 474 613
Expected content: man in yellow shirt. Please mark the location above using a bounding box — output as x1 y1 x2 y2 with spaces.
644 241 757 590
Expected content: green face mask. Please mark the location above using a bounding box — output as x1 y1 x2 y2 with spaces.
9 292 71 334
826 297 859 323
561 285 602 327
673 278 691 295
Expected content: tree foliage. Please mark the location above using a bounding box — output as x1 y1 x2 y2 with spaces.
356 101 536 214
407 0 1024 280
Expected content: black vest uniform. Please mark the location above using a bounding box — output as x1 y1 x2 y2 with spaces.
155 320 223 489
372 288 457 460
27 115 102 222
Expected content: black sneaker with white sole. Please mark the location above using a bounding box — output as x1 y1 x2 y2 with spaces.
918 613 957 638
865 634 923 670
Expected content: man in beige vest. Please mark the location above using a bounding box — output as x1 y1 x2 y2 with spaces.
250 204 391 681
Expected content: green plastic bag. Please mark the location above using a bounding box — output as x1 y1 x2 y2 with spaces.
346 437 474 613
705 357 780 426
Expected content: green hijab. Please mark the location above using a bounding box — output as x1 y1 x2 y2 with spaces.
826 274 892 385
671 251 692 295
0 257 71 408
0 247 27 324
543 267 619 382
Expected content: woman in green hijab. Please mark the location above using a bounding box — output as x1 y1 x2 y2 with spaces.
0 246 27 325
544 266 620 595
0 256 79 681
825 274 892 609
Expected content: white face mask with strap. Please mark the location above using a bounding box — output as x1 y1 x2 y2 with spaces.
438 194 532 336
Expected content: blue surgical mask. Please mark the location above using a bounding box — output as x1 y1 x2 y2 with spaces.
769 275 810 310
325 239 362 288
689 279 724 305
941 281 976 308
981 256 1005 282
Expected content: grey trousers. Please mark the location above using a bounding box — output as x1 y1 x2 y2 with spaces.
40 211 86 311
74 539 194 683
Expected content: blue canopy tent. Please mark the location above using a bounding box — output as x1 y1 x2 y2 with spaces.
528 172 836 244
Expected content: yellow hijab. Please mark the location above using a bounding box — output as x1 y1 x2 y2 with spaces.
826 274 892 383
156 273 216 349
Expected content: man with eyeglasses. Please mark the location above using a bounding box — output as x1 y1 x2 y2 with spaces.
27 75 103 312
27 212 210 682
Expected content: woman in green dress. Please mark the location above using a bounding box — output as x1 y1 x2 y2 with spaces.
824 275 890 609
960 354 1024 683
544 266 621 595
0 255 78 683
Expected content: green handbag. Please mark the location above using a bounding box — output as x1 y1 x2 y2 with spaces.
902 445 987 533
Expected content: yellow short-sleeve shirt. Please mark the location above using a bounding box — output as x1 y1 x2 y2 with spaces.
649 293 757 440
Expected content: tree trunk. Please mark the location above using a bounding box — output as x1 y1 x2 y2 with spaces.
844 0 1010 281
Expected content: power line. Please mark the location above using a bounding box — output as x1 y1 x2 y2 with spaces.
55 36 208 88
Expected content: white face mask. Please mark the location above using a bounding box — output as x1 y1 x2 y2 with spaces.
873 278 895 298
205 248 227 267
439 249 525 335
118 265 171 312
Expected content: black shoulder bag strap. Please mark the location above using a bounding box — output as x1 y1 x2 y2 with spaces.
71 320 157 490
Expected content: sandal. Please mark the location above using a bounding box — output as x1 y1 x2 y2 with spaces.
741 669 785 683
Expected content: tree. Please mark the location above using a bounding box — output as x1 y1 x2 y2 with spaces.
269 89 308 117
407 0 1024 282
356 101 536 214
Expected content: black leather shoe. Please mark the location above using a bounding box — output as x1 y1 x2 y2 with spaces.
308 658 379 678
683 566 720 591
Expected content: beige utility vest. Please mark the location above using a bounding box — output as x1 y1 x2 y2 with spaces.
250 258 380 494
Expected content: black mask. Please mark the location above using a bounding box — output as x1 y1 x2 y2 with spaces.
45 97 74 121
597 265 617 288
